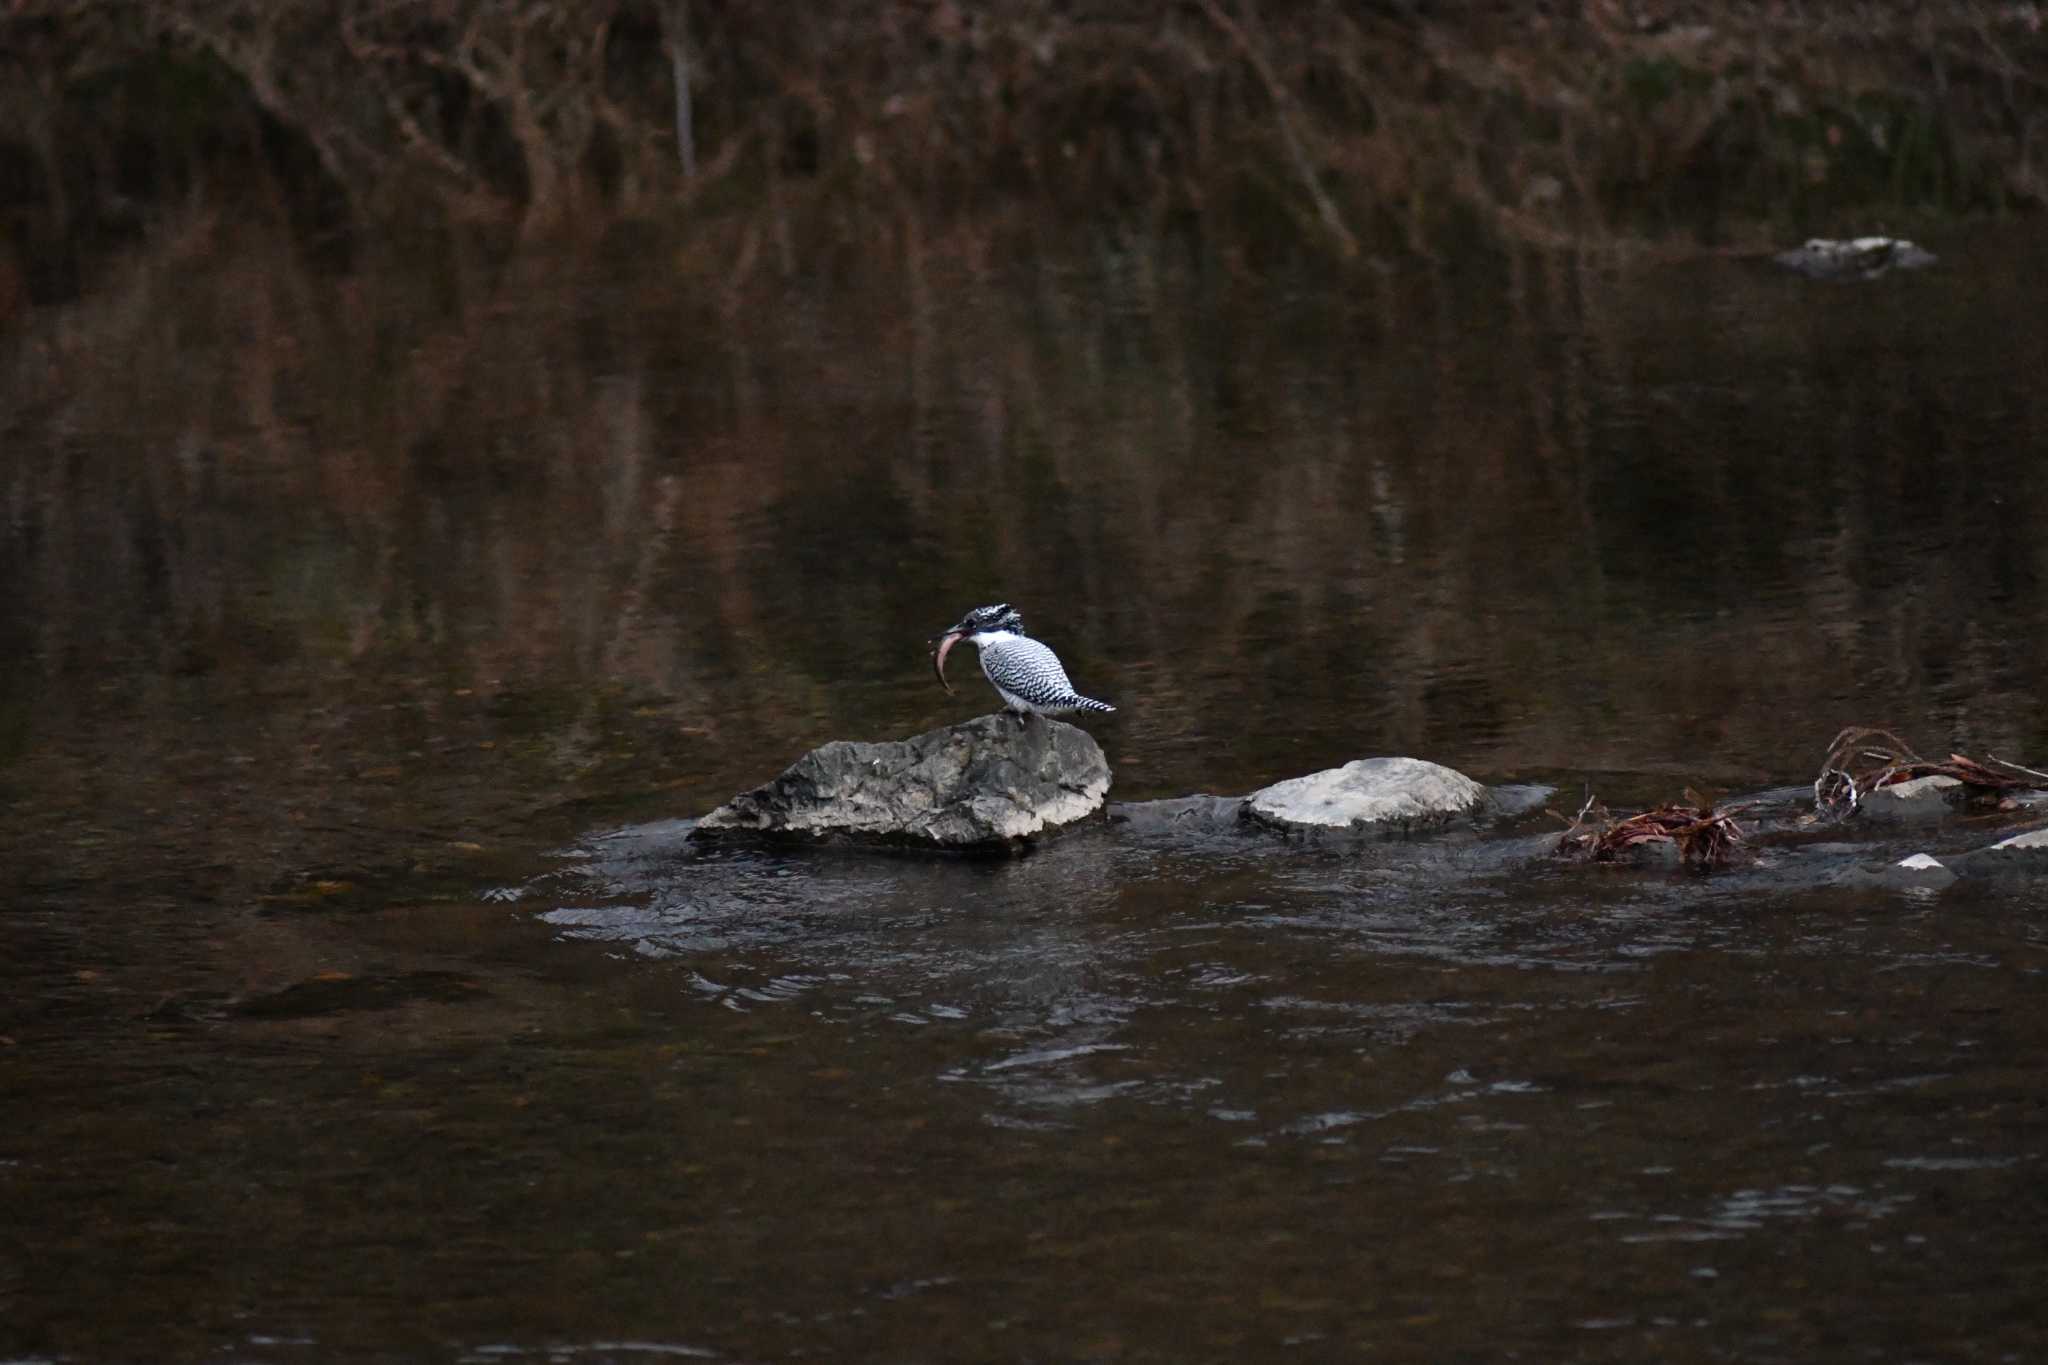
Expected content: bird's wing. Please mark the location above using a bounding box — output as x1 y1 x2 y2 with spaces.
981 637 1076 698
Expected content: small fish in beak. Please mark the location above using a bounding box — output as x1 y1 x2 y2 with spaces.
929 630 963 695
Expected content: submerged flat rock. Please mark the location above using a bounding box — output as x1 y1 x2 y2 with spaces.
693 714 1110 850
1242 757 1487 834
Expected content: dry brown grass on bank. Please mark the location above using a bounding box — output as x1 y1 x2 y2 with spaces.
1 0 2043 270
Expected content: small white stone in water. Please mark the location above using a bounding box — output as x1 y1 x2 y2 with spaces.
1895 853 1945 870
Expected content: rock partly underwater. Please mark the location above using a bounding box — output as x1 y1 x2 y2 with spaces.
694 714 1110 851
1240 757 1489 835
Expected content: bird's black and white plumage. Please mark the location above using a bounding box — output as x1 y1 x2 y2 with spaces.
930 603 1115 719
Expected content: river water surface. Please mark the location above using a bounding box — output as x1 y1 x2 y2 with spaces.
4 219 2047 1362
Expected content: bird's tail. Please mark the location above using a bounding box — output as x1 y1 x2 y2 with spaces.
1072 695 1116 714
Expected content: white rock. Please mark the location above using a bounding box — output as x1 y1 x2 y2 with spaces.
1987 827 2048 852
1774 237 1938 280
1242 757 1486 833
1895 853 1946 870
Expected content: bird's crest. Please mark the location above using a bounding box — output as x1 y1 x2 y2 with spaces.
960 602 1025 635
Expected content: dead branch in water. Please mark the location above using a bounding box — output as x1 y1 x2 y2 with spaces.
1813 726 2040 821
1555 789 1751 870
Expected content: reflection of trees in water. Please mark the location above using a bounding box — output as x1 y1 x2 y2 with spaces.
5 219 2047 820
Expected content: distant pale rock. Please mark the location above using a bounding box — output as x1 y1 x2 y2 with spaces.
693 715 1109 850
1774 236 1937 281
1895 853 1947 871
1985 827 2048 852
1242 757 1487 834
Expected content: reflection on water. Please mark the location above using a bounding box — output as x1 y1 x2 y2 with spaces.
8 218 2048 825
3 219 2048 1362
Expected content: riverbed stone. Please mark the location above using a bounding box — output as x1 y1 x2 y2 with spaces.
1887 851 1958 887
1108 795 1246 833
1857 774 1963 820
1841 850 1959 891
1241 757 1487 834
1983 827 2048 854
693 714 1110 850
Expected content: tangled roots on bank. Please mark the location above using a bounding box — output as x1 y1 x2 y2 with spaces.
1812 727 2047 822
1555 790 1751 871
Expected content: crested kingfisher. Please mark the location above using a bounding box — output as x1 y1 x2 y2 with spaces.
929 603 1115 722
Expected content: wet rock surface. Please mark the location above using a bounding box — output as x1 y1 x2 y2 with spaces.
1107 794 1246 835
1856 773 1964 820
1843 850 1961 890
1241 756 1489 834
1774 236 1938 280
693 714 1111 850
1985 826 2048 853
1941 823 2048 878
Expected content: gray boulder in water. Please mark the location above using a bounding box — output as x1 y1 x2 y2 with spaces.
1774 236 1937 281
1854 773 1963 821
693 715 1111 850
1242 756 1488 834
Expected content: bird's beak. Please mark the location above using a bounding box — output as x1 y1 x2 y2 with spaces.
929 630 963 696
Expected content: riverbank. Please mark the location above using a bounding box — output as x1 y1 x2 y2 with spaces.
3 0 2041 305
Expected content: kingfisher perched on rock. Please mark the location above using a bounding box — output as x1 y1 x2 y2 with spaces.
929 603 1115 723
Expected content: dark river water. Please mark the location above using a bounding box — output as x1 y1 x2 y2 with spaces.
4 217 2047 1363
